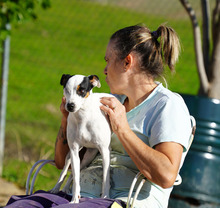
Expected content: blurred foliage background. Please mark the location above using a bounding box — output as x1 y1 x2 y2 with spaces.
1 0 210 191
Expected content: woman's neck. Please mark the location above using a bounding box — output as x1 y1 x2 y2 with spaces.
124 81 158 112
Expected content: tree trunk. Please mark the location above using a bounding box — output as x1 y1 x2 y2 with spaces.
208 23 220 99
179 0 210 96
201 0 210 77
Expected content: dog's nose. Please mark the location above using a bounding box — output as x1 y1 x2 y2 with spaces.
67 103 75 112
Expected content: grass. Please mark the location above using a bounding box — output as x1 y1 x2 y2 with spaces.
2 0 199 191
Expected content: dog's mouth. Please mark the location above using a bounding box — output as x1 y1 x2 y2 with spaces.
67 103 75 112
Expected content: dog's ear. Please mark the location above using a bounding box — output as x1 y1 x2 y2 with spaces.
88 75 101 88
60 74 73 88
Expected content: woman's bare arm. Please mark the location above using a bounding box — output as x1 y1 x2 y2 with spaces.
54 116 70 169
100 96 183 188
54 97 69 169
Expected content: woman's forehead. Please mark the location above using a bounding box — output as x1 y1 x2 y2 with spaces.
105 41 116 58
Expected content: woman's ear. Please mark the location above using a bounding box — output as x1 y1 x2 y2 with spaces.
124 54 133 71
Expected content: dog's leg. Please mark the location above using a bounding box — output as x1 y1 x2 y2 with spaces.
69 146 80 203
50 152 71 193
62 173 72 194
99 146 110 198
62 148 98 194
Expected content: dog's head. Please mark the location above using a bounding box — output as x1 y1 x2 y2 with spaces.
60 74 101 113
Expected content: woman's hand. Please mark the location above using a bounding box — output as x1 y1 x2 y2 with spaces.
100 97 130 134
60 97 69 119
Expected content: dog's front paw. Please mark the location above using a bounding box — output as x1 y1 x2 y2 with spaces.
70 196 80 204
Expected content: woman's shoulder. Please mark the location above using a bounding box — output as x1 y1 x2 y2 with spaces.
143 83 190 118
153 83 186 106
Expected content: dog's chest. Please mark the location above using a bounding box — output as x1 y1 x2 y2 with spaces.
67 108 106 146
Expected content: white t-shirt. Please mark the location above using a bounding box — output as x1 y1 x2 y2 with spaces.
80 83 192 208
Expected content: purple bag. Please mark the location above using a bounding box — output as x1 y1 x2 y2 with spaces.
5 190 126 208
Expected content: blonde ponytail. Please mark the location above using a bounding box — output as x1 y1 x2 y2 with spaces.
157 25 181 71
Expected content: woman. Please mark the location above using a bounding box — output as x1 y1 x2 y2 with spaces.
6 24 192 208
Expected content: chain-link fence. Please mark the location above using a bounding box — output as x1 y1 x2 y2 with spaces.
2 0 209 190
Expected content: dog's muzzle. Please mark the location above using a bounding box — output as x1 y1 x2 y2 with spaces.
67 103 75 112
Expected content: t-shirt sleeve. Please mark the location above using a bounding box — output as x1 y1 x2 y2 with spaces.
149 95 192 152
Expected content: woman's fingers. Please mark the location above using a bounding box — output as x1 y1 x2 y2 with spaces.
60 96 69 117
100 97 118 112
100 97 128 133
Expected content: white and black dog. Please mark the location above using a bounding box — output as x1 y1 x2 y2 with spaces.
51 74 113 203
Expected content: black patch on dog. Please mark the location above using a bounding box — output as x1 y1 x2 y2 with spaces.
77 77 93 97
60 74 73 88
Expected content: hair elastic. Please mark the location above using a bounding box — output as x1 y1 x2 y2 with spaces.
151 31 158 39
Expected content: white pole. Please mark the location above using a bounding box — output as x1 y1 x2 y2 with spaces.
0 23 11 176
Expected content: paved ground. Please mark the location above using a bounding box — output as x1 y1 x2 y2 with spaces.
0 177 25 207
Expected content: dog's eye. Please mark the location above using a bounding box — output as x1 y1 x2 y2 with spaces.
80 89 85 94
77 87 87 97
